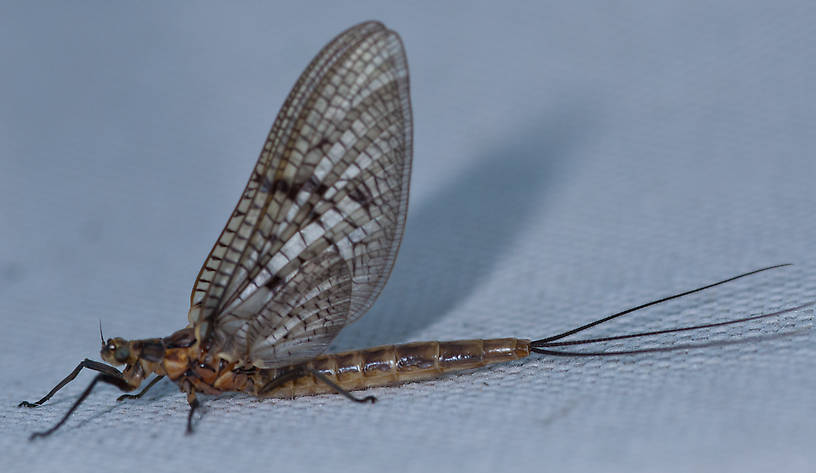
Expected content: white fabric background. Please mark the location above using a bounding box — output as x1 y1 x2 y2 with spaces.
2 2 815 472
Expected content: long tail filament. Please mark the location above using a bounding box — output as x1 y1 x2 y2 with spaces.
530 264 812 356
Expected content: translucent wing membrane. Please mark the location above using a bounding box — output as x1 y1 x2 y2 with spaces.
24 18 805 442
219 251 354 368
188 21 413 368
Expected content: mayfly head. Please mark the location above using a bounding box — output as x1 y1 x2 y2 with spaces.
100 337 133 365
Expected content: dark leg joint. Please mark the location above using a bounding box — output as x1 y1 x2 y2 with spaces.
259 367 376 404
29 372 133 440
309 369 376 404
185 394 200 435
259 368 306 395
19 359 123 408
117 375 164 402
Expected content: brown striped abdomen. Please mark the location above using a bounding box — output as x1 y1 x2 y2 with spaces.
252 338 531 398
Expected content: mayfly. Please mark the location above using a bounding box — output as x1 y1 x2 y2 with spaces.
20 21 810 439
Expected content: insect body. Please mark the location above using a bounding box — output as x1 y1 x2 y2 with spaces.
107 331 530 400
20 21 807 439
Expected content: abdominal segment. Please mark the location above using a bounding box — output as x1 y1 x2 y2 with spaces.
250 338 531 398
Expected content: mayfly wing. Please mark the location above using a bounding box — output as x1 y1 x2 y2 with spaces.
188 21 413 369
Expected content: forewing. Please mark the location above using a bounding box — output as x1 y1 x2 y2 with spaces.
188 21 412 368
215 250 353 368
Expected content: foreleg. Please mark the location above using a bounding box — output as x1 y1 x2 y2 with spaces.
29 373 135 440
117 375 164 401
19 359 123 408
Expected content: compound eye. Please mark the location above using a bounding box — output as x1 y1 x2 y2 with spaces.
114 346 130 362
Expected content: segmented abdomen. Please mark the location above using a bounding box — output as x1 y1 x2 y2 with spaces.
253 338 531 398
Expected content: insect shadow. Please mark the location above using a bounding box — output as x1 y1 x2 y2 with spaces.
334 105 596 350
19 22 807 442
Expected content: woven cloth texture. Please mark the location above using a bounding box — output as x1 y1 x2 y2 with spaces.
2 2 815 472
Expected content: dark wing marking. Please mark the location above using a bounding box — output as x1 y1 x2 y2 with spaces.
214 250 352 368
188 21 412 368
